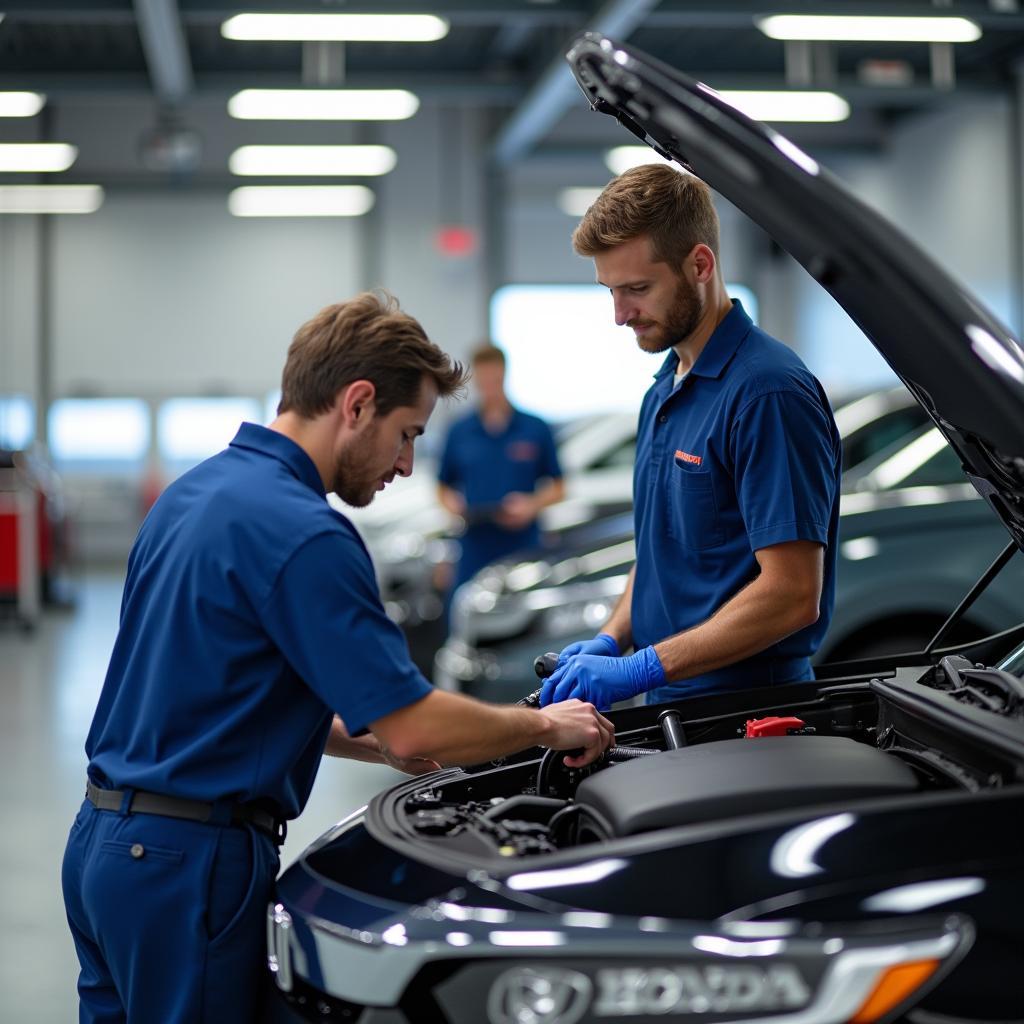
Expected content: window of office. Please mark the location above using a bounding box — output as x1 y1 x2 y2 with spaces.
490 284 758 422
157 397 262 467
49 398 150 466
0 394 35 451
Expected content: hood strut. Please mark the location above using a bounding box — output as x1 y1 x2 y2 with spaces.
925 540 1019 656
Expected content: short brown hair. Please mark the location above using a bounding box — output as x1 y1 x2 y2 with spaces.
572 164 720 268
278 291 466 418
469 344 506 368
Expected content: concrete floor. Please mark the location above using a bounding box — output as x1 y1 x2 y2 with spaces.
0 569 410 1023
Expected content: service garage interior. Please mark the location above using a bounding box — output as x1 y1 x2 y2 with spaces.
3 3 1024 1022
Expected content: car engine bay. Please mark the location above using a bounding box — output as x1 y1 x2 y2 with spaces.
378 660 1024 862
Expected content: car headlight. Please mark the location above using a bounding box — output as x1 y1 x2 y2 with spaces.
504 560 552 592
379 532 427 564
541 598 616 637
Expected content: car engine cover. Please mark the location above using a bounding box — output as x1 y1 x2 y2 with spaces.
575 736 918 836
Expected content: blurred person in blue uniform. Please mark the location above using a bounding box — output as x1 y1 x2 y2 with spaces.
61 293 614 1023
437 344 565 598
542 164 842 710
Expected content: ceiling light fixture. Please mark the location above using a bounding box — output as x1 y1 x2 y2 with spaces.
229 145 397 176
228 185 375 218
227 89 420 121
718 89 850 123
557 187 604 217
758 15 981 44
221 13 449 42
604 146 685 176
0 185 104 215
0 143 78 172
0 92 46 118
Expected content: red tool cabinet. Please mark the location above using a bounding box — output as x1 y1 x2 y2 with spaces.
0 464 40 629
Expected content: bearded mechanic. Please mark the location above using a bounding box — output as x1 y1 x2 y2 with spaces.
62 292 614 1024
542 164 843 710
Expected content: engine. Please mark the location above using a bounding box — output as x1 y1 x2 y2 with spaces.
396 704 927 858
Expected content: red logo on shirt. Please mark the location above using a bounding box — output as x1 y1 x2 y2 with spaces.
675 449 702 466
507 441 539 462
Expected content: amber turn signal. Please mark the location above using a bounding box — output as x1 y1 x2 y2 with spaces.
850 958 941 1023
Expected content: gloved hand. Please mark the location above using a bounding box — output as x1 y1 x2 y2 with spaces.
556 632 620 668
540 646 666 711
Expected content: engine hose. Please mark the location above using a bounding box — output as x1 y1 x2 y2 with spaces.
606 746 658 760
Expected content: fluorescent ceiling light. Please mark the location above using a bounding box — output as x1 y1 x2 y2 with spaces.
222 13 449 42
720 90 849 123
758 15 981 44
605 146 684 176
228 88 419 121
0 185 104 214
558 187 604 217
229 145 397 177
228 185 375 218
0 92 46 118
0 143 78 172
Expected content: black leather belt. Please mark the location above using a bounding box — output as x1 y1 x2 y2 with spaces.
85 781 287 845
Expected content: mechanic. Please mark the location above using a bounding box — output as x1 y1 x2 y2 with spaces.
542 164 842 710
437 343 565 599
62 292 614 1024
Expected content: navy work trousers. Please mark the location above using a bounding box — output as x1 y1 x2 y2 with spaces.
62 799 280 1023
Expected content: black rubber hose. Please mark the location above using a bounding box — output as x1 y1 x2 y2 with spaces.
606 746 658 760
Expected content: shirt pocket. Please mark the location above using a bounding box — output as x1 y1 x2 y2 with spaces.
666 457 724 550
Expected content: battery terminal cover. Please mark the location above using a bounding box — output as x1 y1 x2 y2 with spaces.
745 716 811 738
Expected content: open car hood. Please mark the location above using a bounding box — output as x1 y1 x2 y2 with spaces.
566 33 1024 553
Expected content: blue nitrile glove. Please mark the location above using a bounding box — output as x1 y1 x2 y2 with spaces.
555 632 620 668
540 646 666 711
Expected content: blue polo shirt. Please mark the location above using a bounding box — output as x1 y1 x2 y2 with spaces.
634 301 842 703
438 408 562 586
85 423 431 819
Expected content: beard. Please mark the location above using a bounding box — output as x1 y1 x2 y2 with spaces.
632 276 704 354
331 424 385 508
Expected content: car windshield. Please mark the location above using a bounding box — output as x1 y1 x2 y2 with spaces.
842 424 965 493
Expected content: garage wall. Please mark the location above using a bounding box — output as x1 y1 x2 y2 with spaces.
774 93 1018 394
504 162 754 287
375 104 490 363
0 216 42 395
50 192 363 396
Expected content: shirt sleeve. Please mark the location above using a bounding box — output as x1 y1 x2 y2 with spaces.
259 528 432 734
729 388 839 553
537 421 563 481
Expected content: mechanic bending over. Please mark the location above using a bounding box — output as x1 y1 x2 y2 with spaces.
62 292 614 1024
437 343 565 601
542 164 843 710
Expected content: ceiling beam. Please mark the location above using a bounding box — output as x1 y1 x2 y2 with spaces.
489 0 662 166
133 0 193 105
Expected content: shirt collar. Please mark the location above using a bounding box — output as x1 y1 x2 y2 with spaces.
229 422 326 497
654 299 753 382
473 406 521 433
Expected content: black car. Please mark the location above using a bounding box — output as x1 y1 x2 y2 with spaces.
267 34 1024 1024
